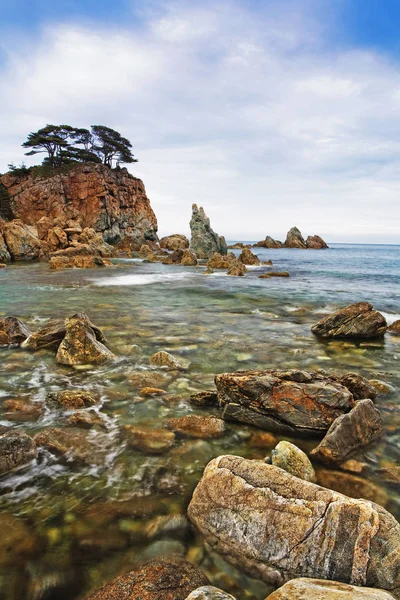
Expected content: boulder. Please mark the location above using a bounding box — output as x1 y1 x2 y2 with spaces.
316 469 388 507
0 430 37 474
2 220 41 260
56 314 114 365
190 390 218 408
3 399 43 422
254 236 283 249
227 262 247 276
188 455 400 594
207 253 233 269
271 441 316 482
181 249 198 266
123 425 176 454
306 235 329 249
189 204 227 259
334 373 377 401
284 226 307 249
0 316 31 346
160 234 189 251
85 557 209 600
150 351 183 370
185 587 236 600
388 320 400 336
238 248 260 265
265 578 395 599
23 314 106 352
214 369 355 435
46 389 100 410
311 303 387 339
49 255 112 269
46 226 68 250
311 399 383 464
166 415 226 439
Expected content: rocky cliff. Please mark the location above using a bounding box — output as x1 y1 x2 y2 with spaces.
0 163 158 247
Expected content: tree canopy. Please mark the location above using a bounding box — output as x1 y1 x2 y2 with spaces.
22 124 138 169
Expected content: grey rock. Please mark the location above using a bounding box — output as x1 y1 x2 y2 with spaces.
189 204 227 259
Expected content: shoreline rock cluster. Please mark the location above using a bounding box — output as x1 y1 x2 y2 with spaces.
254 226 328 249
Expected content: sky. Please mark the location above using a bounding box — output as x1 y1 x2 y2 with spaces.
1 0 400 243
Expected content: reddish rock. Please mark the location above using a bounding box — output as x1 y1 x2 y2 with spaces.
181 249 198 266
238 247 260 265
306 235 329 249
254 236 283 248
388 320 400 336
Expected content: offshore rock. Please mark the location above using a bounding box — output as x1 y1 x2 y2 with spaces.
311 399 383 464
254 236 283 248
2 219 41 260
188 455 400 594
388 320 400 335
85 556 209 600
0 430 37 474
181 248 198 266
227 262 247 276
214 369 354 436
259 271 289 278
306 235 329 249
266 578 396 599
160 234 189 251
311 302 387 339
56 314 114 365
284 226 307 249
190 204 227 259
1 163 158 246
271 440 316 482
238 247 260 265
0 316 31 346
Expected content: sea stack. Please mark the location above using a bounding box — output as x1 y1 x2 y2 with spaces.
189 204 227 259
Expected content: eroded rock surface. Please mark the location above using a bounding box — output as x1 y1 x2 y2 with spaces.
0 316 31 346
265 578 396 599
189 204 227 259
311 303 387 339
56 314 114 365
214 369 354 435
188 455 400 594
160 234 189 251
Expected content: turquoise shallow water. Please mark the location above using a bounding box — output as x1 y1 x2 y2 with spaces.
0 243 399 599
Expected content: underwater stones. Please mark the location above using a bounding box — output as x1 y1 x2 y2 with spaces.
0 513 39 566
123 425 176 454
85 556 209 600
185 587 237 600
190 204 227 259
166 415 226 439
188 455 400 593
66 411 105 429
258 271 290 278
150 351 183 370
128 371 171 389
0 430 37 474
311 302 387 339
3 399 43 422
160 234 189 251
271 441 316 482
181 248 198 266
214 369 354 436
311 399 383 464
34 427 110 465
140 387 167 397
238 247 260 265
388 320 400 335
190 390 218 408
316 469 388 507
56 314 114 365
0 316 31 346
265 579 396 599
46 389 100 409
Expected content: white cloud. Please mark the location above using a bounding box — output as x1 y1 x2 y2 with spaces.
1 0 400 242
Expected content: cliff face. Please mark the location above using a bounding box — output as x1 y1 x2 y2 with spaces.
0 163 158 245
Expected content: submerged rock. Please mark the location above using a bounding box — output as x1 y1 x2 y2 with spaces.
0 512 39 566
0 430 37 474
185 587 236 600
166 415 226 439
214 369 354 436
123 425 176 454
56 314 114 365
0 316 31 346
160 234 189 251
258 271 289 278
311 399 383 464
85 556 209 600
188 455 400 594
46 389 100 410
311 302 387 339
238 247 260 265
34 427 110 465
189 204 227 259
150 351 183 370
271 440 316 482
266 578 395 599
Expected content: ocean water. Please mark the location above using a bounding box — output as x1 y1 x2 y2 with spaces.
0 243 399 599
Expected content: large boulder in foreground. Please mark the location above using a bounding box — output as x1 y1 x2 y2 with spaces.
85 557 209 600
214 369 355 436
0 316 31 346
266 578 396 599
0 430 37 474
312 303 387 339
188 455 400 595
311 399 383 464
189 204 227 259
2 220 42 260
56 314 114 365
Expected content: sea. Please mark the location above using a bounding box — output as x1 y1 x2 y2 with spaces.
0 243 399 599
